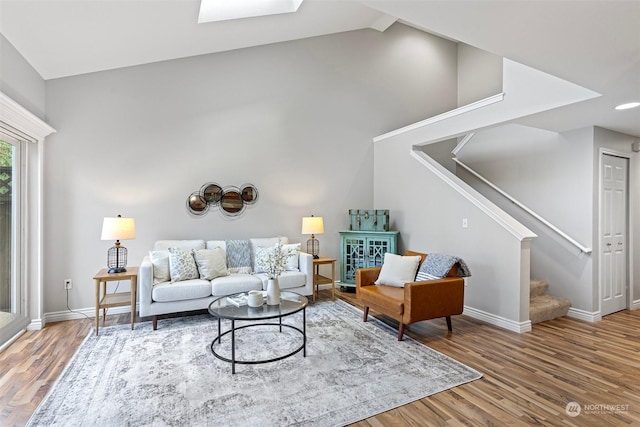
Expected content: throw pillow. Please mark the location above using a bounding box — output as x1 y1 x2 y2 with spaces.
225 239 252 274
193 248 228 280
149 250 170 285
168 247 199 282
253 246 275 274
374 253 421 288
283 243 301 271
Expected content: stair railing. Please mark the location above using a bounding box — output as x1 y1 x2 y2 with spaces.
452 147 592 254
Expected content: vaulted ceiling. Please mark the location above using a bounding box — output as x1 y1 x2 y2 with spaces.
1 0 638 137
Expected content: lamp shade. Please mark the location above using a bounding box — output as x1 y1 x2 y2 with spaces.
101 216 136 241
301 216 324 235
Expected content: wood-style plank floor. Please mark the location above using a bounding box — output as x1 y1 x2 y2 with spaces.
1 289 639 427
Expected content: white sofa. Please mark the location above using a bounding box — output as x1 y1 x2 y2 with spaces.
139 237 313 329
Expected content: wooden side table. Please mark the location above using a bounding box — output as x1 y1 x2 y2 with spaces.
312 257 336 302
93 267 139 335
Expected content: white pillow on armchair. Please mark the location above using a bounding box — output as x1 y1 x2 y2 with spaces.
374 253 421 288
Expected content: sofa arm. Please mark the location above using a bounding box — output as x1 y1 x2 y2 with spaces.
403 277 464 323
139 256 154 317
298 251 314 296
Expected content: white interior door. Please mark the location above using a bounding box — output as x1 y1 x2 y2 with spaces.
600 153 628 316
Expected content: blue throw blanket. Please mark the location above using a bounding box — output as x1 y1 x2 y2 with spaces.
415 253 472 281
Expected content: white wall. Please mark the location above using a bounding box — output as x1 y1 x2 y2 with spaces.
0 34 46 120
456 124 595 312
43 24 459 314
374 143 532 327
457 43 502 107
456 124 640 317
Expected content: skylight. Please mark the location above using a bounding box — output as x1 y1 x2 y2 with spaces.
199 0 304 23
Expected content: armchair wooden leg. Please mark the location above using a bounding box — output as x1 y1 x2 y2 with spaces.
446 316 452 332
152 315 158 330
397 323 405 341
363 306 369 322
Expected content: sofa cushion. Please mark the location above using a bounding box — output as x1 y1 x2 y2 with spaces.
205 240 226 252
253 246 275 274
283 243 301 271
168 247 199 282
360 285 404 316
211 274 263 296
255 271 306 290
149 250 170 285
193 248 228 280
225 240 252 274
154 240 205 251
374 253 421 288
152 279 211 302
249 237 288 271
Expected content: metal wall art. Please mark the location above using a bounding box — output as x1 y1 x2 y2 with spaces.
187 182 258 218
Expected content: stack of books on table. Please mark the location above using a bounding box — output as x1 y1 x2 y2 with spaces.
226 294 248 307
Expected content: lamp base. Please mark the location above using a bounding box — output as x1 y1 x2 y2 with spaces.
108 267 127 274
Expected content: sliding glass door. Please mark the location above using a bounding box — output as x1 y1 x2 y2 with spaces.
0 138 27 346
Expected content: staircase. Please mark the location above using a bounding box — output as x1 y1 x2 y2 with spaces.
529 280 571 324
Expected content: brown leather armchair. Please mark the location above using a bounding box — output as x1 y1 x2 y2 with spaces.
356 250 465 340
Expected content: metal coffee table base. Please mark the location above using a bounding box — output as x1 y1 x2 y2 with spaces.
211 310 306 374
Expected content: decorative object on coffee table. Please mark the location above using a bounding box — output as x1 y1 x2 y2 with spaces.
301 215 324 259
261 238 294 305
100 215 136 274
266 279 280 305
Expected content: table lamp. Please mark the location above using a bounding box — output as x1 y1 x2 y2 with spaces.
301 215 324 259
101 215 136 273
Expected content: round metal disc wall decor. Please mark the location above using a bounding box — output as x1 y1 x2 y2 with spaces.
186 182 258 218
240 184 259 204
220 187 244 216
202 183 223 204
186 192 209 216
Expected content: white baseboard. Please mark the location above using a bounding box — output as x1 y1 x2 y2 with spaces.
45 305 136 324
27 319 44 330
631 300 640 311
567 307 601 322
463 305 532 333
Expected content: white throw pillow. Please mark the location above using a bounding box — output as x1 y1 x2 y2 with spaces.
168 247 199 282
374 253 421 288
283 243 301 271
254 246 275 274
149 250 170 285
193 248 228 280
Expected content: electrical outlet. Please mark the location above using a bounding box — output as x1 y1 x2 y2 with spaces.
64 279 72 290
462 218 468 228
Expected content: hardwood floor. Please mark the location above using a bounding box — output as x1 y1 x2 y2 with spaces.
1 290 639 426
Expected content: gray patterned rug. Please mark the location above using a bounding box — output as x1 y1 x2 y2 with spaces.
28 299 481 427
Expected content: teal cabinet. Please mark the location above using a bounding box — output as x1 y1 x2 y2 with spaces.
339 230 399 288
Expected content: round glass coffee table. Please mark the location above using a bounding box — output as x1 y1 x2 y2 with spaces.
208 291 308 374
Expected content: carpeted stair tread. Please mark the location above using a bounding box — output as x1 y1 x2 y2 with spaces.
530 294 571 324
530 280 548 298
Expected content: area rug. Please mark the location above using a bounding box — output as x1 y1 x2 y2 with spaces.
28 299 482 427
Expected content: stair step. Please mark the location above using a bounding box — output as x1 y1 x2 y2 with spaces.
530 280 548 298
530 294 571 324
